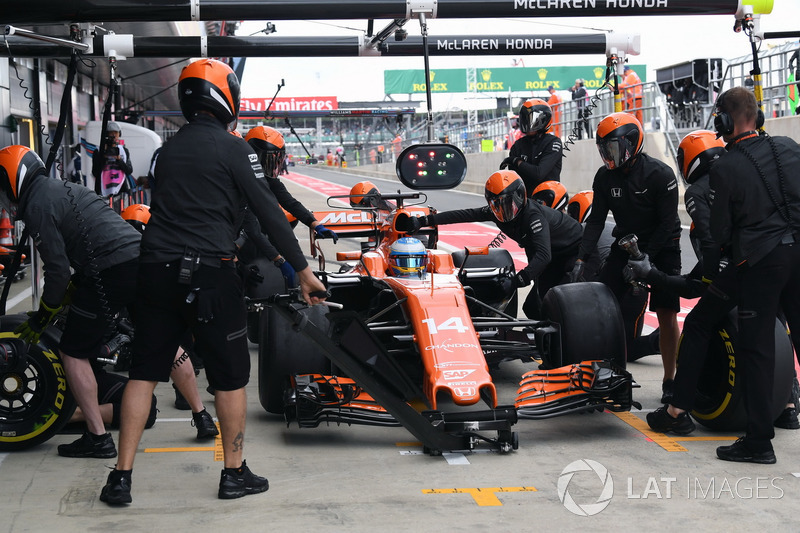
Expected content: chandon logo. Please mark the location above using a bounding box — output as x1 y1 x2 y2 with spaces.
424 342 479 353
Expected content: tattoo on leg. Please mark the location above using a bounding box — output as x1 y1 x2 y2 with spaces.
232 432 244 452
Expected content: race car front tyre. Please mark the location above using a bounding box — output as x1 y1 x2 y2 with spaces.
540 282 627 369
691 311 794 431
0 314 77 451
258 303 331 414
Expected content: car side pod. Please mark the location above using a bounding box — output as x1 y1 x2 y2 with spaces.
515 360 641 419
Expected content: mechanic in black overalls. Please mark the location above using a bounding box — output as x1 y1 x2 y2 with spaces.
501 99 563 192
398 170 582 320
627 131 799 436
568 112 682 402
0 145 141 459
100 59 327 505
707 87 800 464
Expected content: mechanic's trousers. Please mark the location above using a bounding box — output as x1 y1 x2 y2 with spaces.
737 240 800 452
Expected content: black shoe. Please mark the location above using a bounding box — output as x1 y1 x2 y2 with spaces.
660 379 674 404
774 407 800 430
716 437 776 464
646 405 695 435
174 384 191 411
218 460 269 499
192 409 219 440
100 469 132 505
58 431 117 458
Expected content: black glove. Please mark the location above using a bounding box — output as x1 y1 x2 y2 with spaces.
14 299 62 345
626 254 652 280
499 156 522 170
622 264 635 284
246 264 265 285
193 288 220 323
397 215 426 234
567 259 585 283
314 224 339 244
512 269 531 288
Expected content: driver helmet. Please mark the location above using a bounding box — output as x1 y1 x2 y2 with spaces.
484 170 527 222
245 126 286 178
531 180 569 211
596 112 644 170
388 237 428 278
349 181 381 208
567 190 593 223
518 99 552 135
676 130 726 184
120 203 151 234
0 145 46 207
178 58 240 124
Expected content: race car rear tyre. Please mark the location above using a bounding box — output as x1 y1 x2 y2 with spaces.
0 314 76 451
245 258 289 344
691 312 794 431
541 282 626 369
258 304 331 414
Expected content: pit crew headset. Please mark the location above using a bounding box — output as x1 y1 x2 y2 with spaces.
676 130 726 185
713 89 764 138
531 180 569 211
596 112 644 170
485 170 527 222
245 126 286 179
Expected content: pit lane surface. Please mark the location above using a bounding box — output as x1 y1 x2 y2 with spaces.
0 167 798 532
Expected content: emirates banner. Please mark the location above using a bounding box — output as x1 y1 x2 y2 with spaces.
240 96 339 113
384 65 645 94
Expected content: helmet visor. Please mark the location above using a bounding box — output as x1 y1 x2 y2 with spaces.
488 194 523 222
598 137 635 170
389 254 427 277
260 149 285 178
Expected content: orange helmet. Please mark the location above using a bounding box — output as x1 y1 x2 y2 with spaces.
230 130 243 138
518 99 552 135
485 170 527 222
349 181 381 208
677 130 726 184
567 190 593 223
245 126 286 178
0 145 45 203
120 204 151 233
596 113 643 170
178 58 240 124
531 180 569 211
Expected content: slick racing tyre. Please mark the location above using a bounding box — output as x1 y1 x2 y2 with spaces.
244 258 289 344
541 282 626 369
0 314 76 451
258 303 331 414
691 311 794 431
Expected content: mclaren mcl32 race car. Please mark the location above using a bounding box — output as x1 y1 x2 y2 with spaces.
250 143 638 455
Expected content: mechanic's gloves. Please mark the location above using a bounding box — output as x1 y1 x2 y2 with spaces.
274 257 296 287
625 254 652 281
314 224 339 244
246 264 265 286
512 269 532 288
15 299 62 345
193 288 220 323
396 215 427 234
499 156 522 170
567 259 585 283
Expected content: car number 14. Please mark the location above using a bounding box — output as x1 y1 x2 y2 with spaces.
421 317 469 334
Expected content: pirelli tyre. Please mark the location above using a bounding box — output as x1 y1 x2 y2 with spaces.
258 303 331 414
244 258 289 344
691 311 794 431
0 314 76 451
540 282 627 369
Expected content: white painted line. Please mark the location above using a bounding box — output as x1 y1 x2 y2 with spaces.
0 452 7 467
792 472 800 478
443 452 470 465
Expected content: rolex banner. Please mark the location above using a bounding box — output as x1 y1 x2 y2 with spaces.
384 65 646 95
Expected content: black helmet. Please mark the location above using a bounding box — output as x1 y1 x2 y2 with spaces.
245 126 286 178
596 113 644 170
0 145 46 204
178 59 240 124
518 99 552 135
485 170 527 222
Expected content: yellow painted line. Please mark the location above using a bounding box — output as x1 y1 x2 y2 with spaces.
144 447 216 453
422 487 537 506
674 436 739 441
611 411 688 452
395 441 423 447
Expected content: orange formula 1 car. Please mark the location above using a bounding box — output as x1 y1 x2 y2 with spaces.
253 144 638 454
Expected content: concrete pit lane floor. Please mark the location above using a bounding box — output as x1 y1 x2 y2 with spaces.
1 168 798 532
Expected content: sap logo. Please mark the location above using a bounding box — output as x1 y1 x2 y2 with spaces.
611 188 622 198
319 211 373 224
442 369 476 380
248 154 258 163
453 387 476 398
